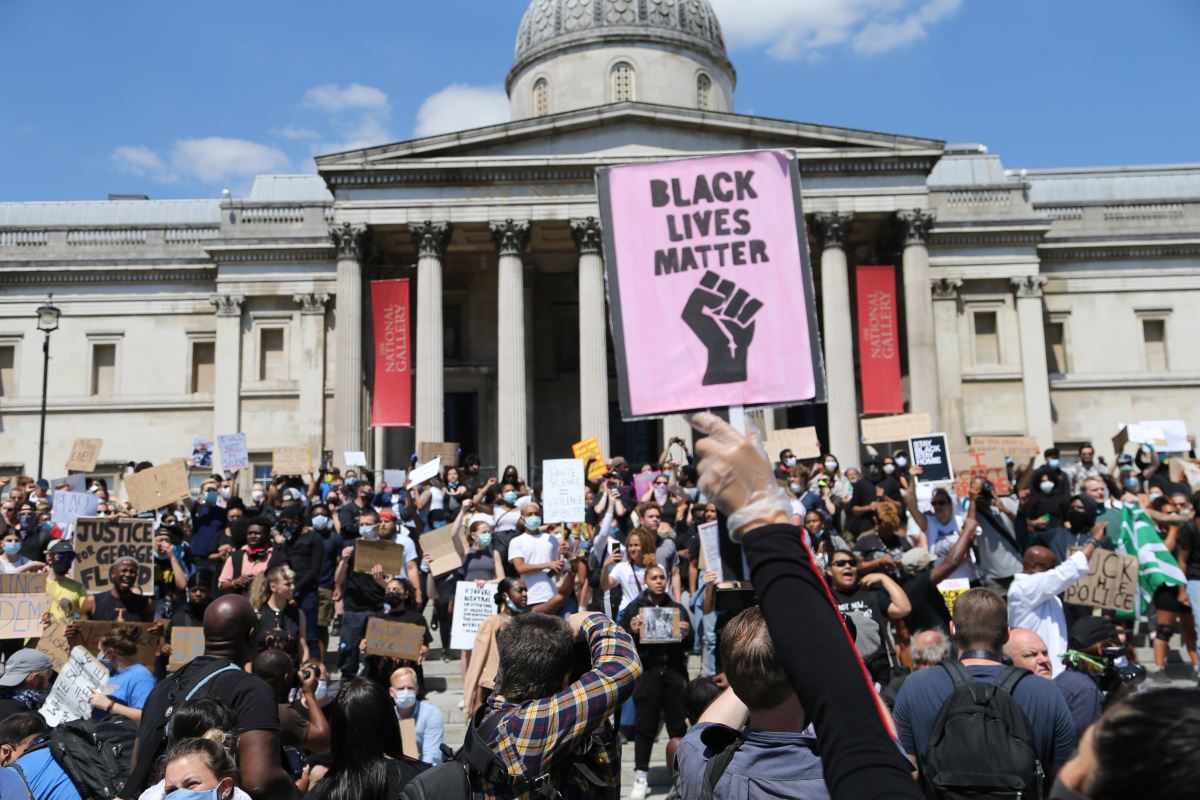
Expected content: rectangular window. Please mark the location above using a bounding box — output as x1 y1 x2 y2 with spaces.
191 341 215 394
973 311 1000 365
259 328 286 380
91 343 117 395
1143 319 1167 371
1046 321 1066 375
0 345 14 397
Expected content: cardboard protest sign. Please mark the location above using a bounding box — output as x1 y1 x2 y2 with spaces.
639 606 682 644
597 150 825 419
417 442 459 467
1064 549 1138 613
421 528 462 577
383 469 407 489
71 620 161 669
1173 459 1200 492
969 436 1040 461
124 460 191 512
37 619 72 671
400 718 418 759
910 433 953 483
364 617 425 660
40 646 109 727
572 436 608 482
353 539 410 577
697 521 722 581
406 457 441 488
764 427 822 461
937 578 971 618
273 446 312 476
169 626 205 671
51 474 87 493
344 451 368 467
451 581 498 650
66 438 103 472
860 413 933 445
542 459 586 524
218 433 250 471
0 574 49 640
50 490 100 535
952 450 1012 500
73 517 154 594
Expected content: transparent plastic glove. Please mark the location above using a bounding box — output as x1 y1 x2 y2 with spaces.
688 411 793 541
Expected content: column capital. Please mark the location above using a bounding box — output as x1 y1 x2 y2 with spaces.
410 221 452 259
490 219 531 257
931 277 963 300
1011 275 1047 298
811 212 854 250
897 209 936 245
293 292 330 315
330 222 369 260
570 217 603 255
210 293 245 317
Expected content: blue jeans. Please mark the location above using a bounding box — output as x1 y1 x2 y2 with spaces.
691 589 717 677
337 608 372 680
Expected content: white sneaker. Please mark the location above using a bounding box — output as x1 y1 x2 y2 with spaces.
629 774 649 800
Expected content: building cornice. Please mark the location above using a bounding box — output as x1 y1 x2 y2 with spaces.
1038 238 1200 261
205 242 336 264
0 266 215 285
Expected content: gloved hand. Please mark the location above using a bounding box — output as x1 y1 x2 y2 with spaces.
688 411 792 540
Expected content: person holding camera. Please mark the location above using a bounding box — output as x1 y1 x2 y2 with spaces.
251 649 332 770
1055 617 1143 746
966 476 1025 594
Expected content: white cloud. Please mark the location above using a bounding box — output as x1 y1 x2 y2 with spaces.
111 145 178 183
413 84 510 138
278 125 319 140
301 82 389 113
708 0 962 59
317 115 394 154
169 137 290 183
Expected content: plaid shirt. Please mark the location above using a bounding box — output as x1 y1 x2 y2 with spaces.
475 614 642 800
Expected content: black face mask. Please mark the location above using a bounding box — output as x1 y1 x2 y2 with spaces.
51 560 72 576
384 592 406 609
1068 509 1095 533
187 598 211 614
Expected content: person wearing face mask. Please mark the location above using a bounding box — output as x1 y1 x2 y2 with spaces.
250 649 332 775
389 666 443 765
506 503 563 608
158 738 239 800
273 506 323 660
802 509 850 572
462 578 529 717
775 448 798 482
808 453 853 507
185 478 231 577
43 540 86 622
484 481 530 576
153 526 193 620
0 529 42 574
170 574 214 631
1021 464 1070 535
309 503 342 659
88 624 155 724
361 578 432 692
14 502 53 564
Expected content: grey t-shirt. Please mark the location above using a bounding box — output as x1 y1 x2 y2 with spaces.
676 722 830 800
974 510 1023 580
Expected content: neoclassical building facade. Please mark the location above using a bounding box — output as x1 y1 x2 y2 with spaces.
2 0 1198 489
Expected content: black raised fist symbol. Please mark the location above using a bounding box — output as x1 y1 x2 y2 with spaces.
681 271 763 385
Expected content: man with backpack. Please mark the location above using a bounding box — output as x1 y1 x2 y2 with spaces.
123 594 297 800
893 588 1075 799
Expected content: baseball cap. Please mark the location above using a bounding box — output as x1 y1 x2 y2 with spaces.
47 539 74 556
0 649 53 687
900 548 936 573
1069 616 1118 650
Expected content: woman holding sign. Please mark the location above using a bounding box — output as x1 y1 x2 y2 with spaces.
461 577 527 717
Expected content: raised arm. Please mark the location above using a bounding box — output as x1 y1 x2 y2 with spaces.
899 472 928 533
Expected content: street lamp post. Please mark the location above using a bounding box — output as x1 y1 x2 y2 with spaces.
35 294 61 481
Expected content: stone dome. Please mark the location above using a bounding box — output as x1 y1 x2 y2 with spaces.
508 0 736 119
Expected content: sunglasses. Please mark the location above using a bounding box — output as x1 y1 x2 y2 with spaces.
831 558 858 568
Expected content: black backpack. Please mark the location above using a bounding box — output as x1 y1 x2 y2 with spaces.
921 661 1044 800
15 716 138 800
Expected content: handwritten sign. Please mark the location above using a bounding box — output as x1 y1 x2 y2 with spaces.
50 490 100 536
353 539 410 577
273 446 312 476
450 581 498 651
383 469 407 489
1137 420 1189 453
765 427 822 462
860 413 933 445
639 606 682 644
910 433 953 483
364 617 425 660
73 517 154 594
124 460 191 512
406 457 441 489
542 459 585 524
697 521 723 581
0 574 49 639
218 433 250 471
952 450 1012 500
937 578 971 618
1064 549 1139 613
417 442 459 467
572 437 607 482
40 646 109 727
37 619 72 671
71 620 161 669
969 436 1040 461
169 626 206 671
66 439 103 472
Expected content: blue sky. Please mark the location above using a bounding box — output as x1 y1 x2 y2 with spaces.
1 0 1196 201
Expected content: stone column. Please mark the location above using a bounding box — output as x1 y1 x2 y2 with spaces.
411 221 452 447
811 213 859 462
210 294 244 440
330 222 368 469
571 217 610 454
931 279 965 450
1012 276 1055 450
491 219 532 478
898 209 940 427
293 293 329 456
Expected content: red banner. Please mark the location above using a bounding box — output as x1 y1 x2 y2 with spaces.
371 279 412 427
855 265 903 414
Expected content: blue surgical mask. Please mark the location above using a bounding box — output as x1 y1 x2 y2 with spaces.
448 481 460 489
3 542 20 556
359 524 376 539
432 520 447 529
312 515 331 531
503 491 518 505
345 477 358 486
1048 459 1061 470
164 787 221 800
204 489 218 505
505 599 526 615
523 516 542 531
477 533 493 548
685 487 698 501
1124 476 1140 490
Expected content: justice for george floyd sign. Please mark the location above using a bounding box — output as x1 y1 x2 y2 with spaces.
597 151 825 420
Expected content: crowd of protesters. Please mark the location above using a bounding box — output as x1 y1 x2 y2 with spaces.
1 420 1199 800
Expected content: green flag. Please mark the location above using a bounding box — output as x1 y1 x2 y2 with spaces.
1116 505 1185 614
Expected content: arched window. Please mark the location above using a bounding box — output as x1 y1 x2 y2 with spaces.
533 78 549 116
611 62 635 103
697 73 712 110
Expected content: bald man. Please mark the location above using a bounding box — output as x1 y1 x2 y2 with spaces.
1007 530 1104 677
125 595 297 800
1005 628 1053 679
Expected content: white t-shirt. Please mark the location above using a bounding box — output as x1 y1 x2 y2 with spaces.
492 497 531 533
508 531 560 604
609 561 648 613
925 512 975 583
427 486 445 512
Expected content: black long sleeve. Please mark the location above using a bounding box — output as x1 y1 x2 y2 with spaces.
287 531 323 595
744 523 922 800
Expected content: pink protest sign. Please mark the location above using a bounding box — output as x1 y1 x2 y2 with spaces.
597 151 825 419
